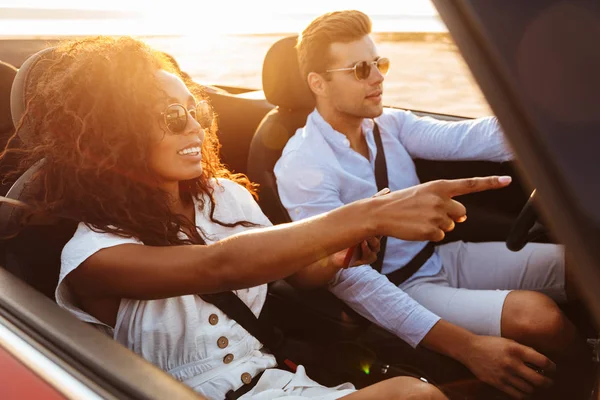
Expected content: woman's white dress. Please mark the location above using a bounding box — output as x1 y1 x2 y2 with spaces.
56 178 356 399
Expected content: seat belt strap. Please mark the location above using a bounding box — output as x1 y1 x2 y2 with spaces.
371 122 389 273
371 123 434 282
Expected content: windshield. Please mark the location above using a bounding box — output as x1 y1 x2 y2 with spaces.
0 0 491 118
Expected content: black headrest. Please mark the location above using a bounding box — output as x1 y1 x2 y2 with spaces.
10 47 58 145
262 35 315 111
0 61 17 135
0 160 44 235
0 159 77 301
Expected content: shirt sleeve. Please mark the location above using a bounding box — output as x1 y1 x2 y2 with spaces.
56 223 143 332
216 178 273 228
329 265 440 348
275 149 441 347
274 150 344 222
386 109 513 162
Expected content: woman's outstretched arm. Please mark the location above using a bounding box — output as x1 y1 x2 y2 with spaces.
68 176 509 300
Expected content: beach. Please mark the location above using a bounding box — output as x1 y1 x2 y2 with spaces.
0 33 492 118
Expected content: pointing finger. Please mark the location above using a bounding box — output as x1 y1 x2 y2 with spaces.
434 176 512 198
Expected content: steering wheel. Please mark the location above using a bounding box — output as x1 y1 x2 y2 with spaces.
506 190 549 251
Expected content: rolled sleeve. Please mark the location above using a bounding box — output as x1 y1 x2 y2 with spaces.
329 265 440 347
274 112 441 346
382 109 513 162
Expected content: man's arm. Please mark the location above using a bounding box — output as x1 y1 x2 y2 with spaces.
329 265 439 347
276 150 441 342
330 266 554 397
275 154 554 396
386 110 513 162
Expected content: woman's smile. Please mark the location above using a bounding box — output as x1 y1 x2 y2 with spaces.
177 144 202 158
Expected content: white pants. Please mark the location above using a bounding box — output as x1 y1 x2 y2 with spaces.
240 365 356 399
400 242 566 337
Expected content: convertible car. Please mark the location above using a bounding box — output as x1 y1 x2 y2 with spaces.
0 0 598 399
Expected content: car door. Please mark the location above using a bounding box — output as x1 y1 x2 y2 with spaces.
0 267 204 399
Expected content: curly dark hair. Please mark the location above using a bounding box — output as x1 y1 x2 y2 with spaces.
4 36 257 246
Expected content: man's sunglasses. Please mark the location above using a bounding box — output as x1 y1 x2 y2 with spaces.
161 101 213 134
326 57 390 81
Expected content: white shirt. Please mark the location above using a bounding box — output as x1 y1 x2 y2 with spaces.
274 109 512 347
56 178 354 399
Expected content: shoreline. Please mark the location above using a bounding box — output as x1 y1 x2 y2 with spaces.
0 32 455 69
0 31 449 40
0 33 490 118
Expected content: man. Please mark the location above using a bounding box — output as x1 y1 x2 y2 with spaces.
274 10 586 398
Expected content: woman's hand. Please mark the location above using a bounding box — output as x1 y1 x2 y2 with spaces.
287 236 381 290
369 176 512 242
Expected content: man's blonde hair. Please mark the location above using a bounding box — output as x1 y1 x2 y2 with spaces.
297 10 372 80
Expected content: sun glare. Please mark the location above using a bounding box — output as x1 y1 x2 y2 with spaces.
147 0 438 36
0 0 438 36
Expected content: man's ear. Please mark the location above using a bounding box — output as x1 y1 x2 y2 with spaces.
307 72 328 97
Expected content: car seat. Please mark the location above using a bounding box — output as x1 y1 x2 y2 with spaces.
0 60 18 195
247 35 314 226
0 61 17 142
247 36 373 341
0 47 77 300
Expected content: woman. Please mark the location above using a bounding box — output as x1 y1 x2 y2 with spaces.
7 36 506 399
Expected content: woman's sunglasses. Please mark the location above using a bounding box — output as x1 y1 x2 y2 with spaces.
325 57 390 81
161 101 213 134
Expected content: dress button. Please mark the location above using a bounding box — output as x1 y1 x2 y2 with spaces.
223 353 234 364
241 372 252 385
217 336 229 349
208 314 219 325
343 138 350 147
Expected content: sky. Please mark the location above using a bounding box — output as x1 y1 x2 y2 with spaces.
0 0 437 15
0 0 441 35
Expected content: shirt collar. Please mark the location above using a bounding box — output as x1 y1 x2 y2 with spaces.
308 109 376 148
